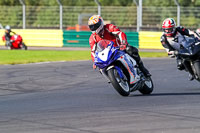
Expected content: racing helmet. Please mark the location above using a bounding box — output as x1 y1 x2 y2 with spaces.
5 25 11 33
88 15 104 35
162 18 176 36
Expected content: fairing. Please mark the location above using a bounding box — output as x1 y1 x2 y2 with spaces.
94 39 139 84
179 37 200 59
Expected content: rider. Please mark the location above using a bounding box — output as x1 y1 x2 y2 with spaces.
160 18 200 80
3 25 16 47
88 15 151 77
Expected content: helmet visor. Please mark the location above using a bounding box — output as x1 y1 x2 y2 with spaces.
163 28 174 34
89 19 102 31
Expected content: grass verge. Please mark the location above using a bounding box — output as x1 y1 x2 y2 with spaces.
0 50 168 65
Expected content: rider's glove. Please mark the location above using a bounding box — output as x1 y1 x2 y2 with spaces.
120 43 127 51
168 51 175 58
93 63 97 69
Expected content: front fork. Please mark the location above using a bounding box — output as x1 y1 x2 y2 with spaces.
99 68 111 83
99 65 124 83
190 60 199 79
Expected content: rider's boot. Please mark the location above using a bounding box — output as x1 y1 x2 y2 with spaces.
126 45 151 77
188 74 194 81
183 60 195 81
137 59 151 77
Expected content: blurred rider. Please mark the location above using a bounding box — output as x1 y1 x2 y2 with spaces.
160 18 200 80
3 25 16 47
88 15 151 77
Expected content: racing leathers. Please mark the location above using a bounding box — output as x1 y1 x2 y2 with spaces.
160 26 198 79
4 30 16 47
89 24 150 77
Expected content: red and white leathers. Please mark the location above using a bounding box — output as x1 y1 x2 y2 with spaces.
89 23 128 62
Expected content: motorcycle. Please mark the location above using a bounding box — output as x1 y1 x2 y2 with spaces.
94 39 154 96
2 34 27 50
176 35 200 81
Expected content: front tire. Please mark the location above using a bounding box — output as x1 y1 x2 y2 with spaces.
193 60 200 81
107 68 130 96
139 77 154 95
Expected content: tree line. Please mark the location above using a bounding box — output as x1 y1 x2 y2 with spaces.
0 0 199 6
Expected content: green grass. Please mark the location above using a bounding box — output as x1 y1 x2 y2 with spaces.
0 50 168 65
139 52 168 58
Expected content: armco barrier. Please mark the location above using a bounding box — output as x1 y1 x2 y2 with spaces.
0 29 163 49
63 30 139 48
139 31 164 49
63 31 90 47
0 30 4 46
126 32 139 48
0 29 63 47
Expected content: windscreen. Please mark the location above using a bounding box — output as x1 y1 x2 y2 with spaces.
96 40 111 52
181 37 196 48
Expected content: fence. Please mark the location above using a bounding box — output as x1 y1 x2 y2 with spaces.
1 6 200 31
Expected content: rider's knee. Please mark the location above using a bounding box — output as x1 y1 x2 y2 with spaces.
126 45 138 55
177 59 185 70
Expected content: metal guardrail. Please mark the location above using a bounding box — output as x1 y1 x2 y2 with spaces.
0 5 199 31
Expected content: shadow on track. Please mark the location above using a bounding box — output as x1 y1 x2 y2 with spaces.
130 92 200 97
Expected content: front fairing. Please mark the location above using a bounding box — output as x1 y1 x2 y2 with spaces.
178 37 200 58
94 40 124 69
94 47 120 69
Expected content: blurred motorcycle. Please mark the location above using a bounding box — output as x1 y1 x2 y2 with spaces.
94 39 153 96
2 33 27 50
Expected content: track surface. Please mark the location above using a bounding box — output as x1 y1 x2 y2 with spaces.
0 58 200 133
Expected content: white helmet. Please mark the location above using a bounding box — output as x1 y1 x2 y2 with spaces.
5 25 11 31
88 15 104 35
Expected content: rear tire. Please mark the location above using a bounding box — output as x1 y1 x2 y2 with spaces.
107 68 130 96
139 77 154 95
21 42 27 50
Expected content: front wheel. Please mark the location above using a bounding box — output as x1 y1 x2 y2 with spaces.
192 60 200 81
107 68 130 96
139 77 154 95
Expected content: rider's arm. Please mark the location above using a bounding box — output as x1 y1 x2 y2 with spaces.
11 31 16 35
177 26 200 39
106 24 128 45
89 34 96 62
160 35 174 51
176 26 195 36
160 35 176 57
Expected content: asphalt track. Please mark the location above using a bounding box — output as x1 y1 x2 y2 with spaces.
0 58 200 133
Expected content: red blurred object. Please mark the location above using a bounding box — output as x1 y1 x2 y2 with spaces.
2 34 27 50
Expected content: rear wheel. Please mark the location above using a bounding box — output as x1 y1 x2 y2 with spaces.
21 42 27 50
107 68 130 96
139 77 154 95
